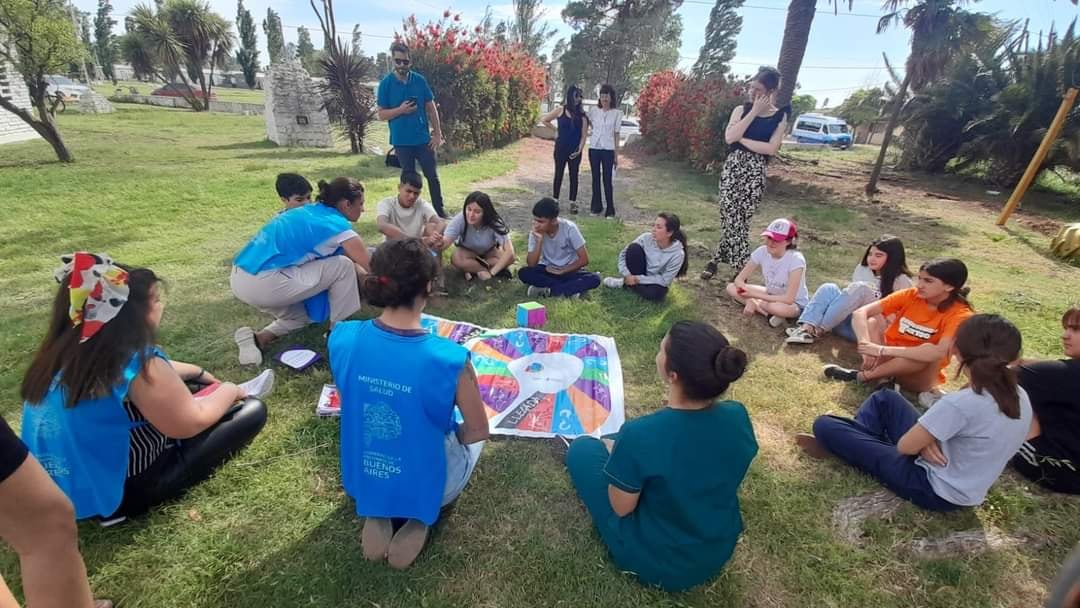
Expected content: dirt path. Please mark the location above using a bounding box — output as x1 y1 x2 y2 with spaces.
475 137 654 230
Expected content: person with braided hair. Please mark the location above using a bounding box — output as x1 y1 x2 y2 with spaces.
330 239 489 570
797 314 1033 511
565 321 757 591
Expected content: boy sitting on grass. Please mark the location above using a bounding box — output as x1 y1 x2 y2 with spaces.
518 197 600 299
276 173 313 211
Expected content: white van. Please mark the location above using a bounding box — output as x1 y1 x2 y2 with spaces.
791 113 852 149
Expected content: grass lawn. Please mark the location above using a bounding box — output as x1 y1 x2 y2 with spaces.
1 106 1079 608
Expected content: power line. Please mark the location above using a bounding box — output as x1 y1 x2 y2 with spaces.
682 0 883 19
677 55 905 70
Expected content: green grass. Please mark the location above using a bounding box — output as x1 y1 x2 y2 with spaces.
1 108 1079 607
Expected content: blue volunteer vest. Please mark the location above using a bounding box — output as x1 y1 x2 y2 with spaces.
330 320 469 525
21 348 166 519
234 204 355 323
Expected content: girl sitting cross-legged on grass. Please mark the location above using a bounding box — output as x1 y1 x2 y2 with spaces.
602 212 688 302
822 258 974 407
785 235 912 345
565 321 758 592
797 314 1033 512
20 253 267 521
231 177 371 366
725 217 809 327
330 239 490 570
438 191 517 282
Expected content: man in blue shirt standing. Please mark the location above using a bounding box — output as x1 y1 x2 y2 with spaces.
377 41 448 218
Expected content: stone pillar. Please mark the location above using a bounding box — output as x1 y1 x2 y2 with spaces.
0 59 41 145
264 60 333 148
78 90 114 114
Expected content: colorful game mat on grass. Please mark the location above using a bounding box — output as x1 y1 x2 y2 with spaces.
421 314 625 439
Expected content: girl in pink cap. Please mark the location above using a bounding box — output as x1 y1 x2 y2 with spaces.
725 218 809 327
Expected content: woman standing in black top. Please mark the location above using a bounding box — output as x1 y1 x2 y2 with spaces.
1011 305 1080 494
702 67 790 280
541 85 590 215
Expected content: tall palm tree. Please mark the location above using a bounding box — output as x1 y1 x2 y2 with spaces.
865 0 989 195
775 0 854 108
161 0 234 103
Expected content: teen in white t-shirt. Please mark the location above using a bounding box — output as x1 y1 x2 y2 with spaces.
725 218 809 327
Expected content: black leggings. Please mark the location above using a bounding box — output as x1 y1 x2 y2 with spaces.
624 242 668 301
589 148 615 216
553 148 582 202
112 398 267 518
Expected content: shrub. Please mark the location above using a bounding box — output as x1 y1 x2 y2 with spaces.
399 12 545 152
638 70 744 172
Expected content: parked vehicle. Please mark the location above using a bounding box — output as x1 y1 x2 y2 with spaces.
45 75 90 101
620 118 640 143
150 83 215 100
791 113 852 149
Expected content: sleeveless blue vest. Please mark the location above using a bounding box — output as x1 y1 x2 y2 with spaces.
234 204 355 323
330 320 469 525
21 348 166 519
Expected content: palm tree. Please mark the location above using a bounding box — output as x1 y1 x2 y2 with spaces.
310 0 377 153
775 0 854 108
865 0 989 195
161 0 233 103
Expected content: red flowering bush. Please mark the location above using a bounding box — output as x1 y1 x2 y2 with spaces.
399 13 546 151
638 70 745 172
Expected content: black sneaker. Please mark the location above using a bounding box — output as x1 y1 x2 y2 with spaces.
700 261 718 281
823 364 860 382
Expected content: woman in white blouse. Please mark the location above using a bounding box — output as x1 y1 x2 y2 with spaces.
587 84 622 218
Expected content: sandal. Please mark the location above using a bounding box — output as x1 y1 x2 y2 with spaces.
700 261 718 281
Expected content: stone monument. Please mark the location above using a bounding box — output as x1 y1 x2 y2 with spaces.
0 58 40 145
264 60 333 148
78 90 114 114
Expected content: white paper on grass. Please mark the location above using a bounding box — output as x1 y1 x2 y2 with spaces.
279 349 319 369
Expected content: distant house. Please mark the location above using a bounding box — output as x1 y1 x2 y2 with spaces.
0 58 40 145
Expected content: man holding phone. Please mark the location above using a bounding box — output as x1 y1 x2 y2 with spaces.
377 41 448 218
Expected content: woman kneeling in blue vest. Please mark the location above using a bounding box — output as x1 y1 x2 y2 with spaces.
20 253 267 521
330 239 490 569
232 177 371 366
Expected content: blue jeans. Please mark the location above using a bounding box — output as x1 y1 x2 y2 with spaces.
441 432 483 506
518 265 601 297
798 282 876 341
395 144 445 216
812 390 960 512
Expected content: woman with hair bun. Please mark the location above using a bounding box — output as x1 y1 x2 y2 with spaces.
565 321 758 591
330 239 490 570
798 314 1033 512
231 177 371 365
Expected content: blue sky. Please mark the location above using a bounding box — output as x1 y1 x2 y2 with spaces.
78 0 1080 106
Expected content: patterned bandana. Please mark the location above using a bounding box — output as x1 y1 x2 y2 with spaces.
54 252 130 343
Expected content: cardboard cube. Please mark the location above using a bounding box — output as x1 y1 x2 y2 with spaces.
516 301 547 328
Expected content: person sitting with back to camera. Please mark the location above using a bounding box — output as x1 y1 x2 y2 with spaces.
725 218 809 327
518 197 601 299
331 239 489 570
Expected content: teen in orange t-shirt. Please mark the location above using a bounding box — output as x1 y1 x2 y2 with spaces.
823 259 973 396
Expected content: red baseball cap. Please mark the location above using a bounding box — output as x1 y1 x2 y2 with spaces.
762 218 798 241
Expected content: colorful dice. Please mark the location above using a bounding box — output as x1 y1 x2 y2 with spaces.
516 301 547 328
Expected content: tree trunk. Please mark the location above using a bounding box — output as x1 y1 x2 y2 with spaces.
775 0 818 108
865 72 911 195
0 94 75 162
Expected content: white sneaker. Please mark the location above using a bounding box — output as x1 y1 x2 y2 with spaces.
234 326 263 366
602 277 624 289
527 285 551 298
785 326 801 337
768 315 787 328
785 328 816 344
918 388 947 408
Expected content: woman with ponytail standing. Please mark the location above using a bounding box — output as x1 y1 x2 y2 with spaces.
702 67 790 281
331 239 489 570
565 321 757 591
602 212 688 301
822 258 974 408
231 177 371 365
797 314 1033 512
541 85 589 215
